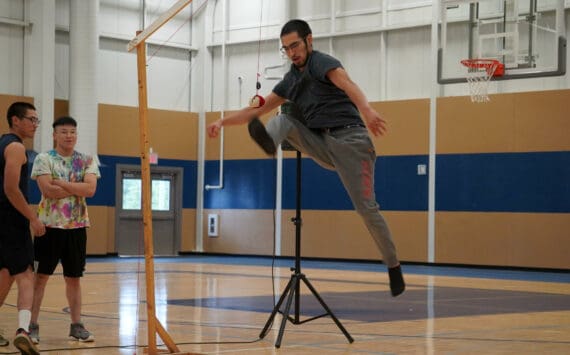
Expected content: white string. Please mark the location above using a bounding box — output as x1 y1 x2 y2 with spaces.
465 62 498 103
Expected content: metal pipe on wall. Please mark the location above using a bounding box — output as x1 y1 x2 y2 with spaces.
205 0 226 191
195 0 218 252
380 0 388 100
428 0 440 264
272 0 293 259
329 0 335 55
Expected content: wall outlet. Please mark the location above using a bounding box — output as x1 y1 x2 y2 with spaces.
417 164 427 175
208 214 218 237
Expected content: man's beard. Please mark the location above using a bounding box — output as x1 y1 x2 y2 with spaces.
293 55 308 69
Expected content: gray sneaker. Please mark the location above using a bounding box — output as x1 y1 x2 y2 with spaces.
29 323 39 344
69 323 94 342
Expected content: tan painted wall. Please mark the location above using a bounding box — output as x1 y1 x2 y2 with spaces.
435 90 570 268
280 210 428 262
202 209 275 255
435 212 570 269
437 90 570 153
98 103 198 160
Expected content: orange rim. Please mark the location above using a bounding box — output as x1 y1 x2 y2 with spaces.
461 59 505 76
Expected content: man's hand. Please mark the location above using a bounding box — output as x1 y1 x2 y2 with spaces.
30 217 45 237
362 108 387 137
207 119 223 138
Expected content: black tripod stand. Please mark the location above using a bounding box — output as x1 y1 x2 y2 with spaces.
259 149 354 348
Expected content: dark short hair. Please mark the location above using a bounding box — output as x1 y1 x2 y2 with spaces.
280 19 312 38
6 102 36 127
53 116 77 129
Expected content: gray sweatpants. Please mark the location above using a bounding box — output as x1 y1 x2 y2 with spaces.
265 114 399 268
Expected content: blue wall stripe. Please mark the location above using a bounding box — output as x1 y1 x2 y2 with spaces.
27 151 569 213
203 155 428 211
203 152 568 213
281 155 428 211
204 159 278 209
436 151 570 213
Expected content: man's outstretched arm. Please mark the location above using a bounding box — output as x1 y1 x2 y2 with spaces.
207 92 286 138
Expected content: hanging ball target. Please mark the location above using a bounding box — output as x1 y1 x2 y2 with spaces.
249 94 265 108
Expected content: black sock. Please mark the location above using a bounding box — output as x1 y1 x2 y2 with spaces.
388 265 405 297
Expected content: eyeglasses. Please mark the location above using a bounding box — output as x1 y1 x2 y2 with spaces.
280 38 305 54
22 116 41 125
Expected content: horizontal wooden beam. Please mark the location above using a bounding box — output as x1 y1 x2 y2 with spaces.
127 0 193 52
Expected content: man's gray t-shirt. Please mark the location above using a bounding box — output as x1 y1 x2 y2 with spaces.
273 50 363 129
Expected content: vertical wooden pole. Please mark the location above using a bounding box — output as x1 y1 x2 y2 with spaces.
135 33 182 355
135 33 158 355
129 2 200 354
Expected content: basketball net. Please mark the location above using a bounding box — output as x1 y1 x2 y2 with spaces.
461 59 504 103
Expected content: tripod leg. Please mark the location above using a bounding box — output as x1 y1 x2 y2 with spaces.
301 275 354 343
275 275 299 348
259 276 295 339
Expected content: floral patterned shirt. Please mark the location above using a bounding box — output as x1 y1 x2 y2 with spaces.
31 150 100 229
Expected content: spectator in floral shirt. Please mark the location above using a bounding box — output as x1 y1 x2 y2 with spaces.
30 116 100 343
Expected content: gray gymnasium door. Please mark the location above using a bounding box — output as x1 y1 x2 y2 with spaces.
115 165 183 256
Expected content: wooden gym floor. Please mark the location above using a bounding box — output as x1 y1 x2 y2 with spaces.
0 255 569 354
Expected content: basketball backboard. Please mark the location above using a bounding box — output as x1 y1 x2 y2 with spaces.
438 0 566 83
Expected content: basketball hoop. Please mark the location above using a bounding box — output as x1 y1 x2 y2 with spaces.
460 59 504 103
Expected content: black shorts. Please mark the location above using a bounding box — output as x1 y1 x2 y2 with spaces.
34 227 87 277
0 208 34 276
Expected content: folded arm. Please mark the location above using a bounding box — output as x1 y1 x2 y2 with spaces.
36 174 72 199
51 173 98 198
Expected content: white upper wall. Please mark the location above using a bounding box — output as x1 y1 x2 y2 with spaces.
0 0 568 112
0 1 26 96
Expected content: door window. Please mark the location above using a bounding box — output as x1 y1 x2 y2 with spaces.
121 176 172 211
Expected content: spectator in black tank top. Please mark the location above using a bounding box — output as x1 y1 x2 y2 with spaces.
0 101 44 354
